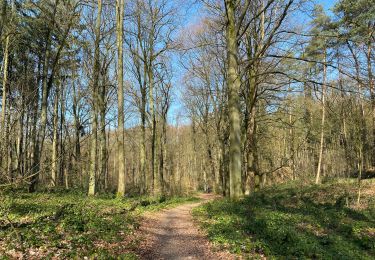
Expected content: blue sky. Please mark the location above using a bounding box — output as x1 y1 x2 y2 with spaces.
317 0 336 10
168 0 339 126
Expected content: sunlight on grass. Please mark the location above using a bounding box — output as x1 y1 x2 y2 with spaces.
193 181 375 259
0 191 198 258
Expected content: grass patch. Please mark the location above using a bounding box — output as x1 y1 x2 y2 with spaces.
0 190 198 259
193 180 375 259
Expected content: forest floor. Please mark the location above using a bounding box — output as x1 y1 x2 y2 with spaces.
193 179 375 259
0 190 199 259
135 193 235 260
1 180 374 259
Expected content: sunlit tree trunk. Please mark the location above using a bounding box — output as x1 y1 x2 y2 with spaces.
225 0 242 199
29 0 59 192
140 86 147 194
89 107 98 195
60 83 67 187
247 111 260 191
159 112 168 195
29 59 41 187
366 40 375 167
15 105 24 177
51 87 59 187
116 0 126 196
99 77 107 191
315 52 327 184
1 33 10 177
191 119 199 191
72 77 81 186
289 104 295 180
148 66 158 194
88 0 102 196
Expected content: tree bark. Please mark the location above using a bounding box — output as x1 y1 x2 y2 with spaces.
225 0 242 199
72 76 81 187
29 0 59 192
366 40 375 167
315 52 327 184
99 76 107 191
116 0 126 196
88 0 102 196
148 66 158 195
140 86 147 194
1 33 10 177
51 87 59 187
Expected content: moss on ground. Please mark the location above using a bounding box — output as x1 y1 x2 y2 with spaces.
0 190 198 259
193 180 375 259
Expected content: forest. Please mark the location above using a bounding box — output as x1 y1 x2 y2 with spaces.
0 0 374 259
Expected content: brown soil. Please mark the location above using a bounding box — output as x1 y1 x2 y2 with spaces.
136 194 236 260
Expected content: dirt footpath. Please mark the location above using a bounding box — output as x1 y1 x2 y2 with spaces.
136 194 235 260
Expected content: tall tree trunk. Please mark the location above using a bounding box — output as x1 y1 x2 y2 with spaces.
1 33 10 177
99 84 107 191
30 43 50 191
148 66 158 195
251 116 260 191
191 119 199 192
247 109 260 191
89 107 98 195
116 0 126 196
51 87 59 187
5 105 11 181
72 73 81 187
140 87 146 194
159 114 168 196
29 0 59 192
24 109 30 177
303 71 314 175
315 52 327 184
88 0 102 196
59 83 66 186
16 105 24 177
337 60 350 176
204 130 216 192
225 0 242 199
367 41 375 167
29 59 41 189
289 101 295 180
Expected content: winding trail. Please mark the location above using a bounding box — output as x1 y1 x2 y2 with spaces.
136 194 235 260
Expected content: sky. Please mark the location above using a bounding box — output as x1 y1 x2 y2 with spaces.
167 0 339 126
317 0 336 11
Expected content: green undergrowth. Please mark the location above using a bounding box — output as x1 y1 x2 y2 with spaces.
0 190 198 259
193 180 375 259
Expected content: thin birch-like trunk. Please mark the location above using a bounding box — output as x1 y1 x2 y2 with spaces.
1 34 10 176
316 52 327 184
